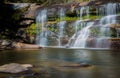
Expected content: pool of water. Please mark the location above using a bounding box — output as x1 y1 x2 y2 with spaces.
0 48 120 78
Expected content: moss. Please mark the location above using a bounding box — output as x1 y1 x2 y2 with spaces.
82 14 101 20
55 14 101 22
26 23 37 35
56 17 79 22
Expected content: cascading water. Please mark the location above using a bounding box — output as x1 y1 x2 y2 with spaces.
59 8 65 21
80 6 90 20
36 9 48 46
66 6 91 48
86 6 90 19
68 3 120 48
100 15 118 25
57 21 66 46
73 6 90 36
105 3 118 15
95 15 120 48
80 7 85 20
95 3 120 48
95 26 111 48
57 8 66 47
68 21 94 48
35 2 120 49
99 3 119 16
74 20 86 33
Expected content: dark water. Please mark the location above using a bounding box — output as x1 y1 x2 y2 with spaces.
0 48 120 78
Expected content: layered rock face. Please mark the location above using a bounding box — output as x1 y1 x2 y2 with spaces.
4 1 120 49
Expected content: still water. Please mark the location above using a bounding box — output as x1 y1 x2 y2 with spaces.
0 48 120 78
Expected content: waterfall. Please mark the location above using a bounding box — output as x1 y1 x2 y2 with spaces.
66 6 91 48
68 22 94 48
105 3 117 15
68 3 120 48
36 9 48 46
80 7 85 20
95 2 120 48
35 2 120 49
86 6 90 19
57 8 66 47
93 3 120 48
100 15 118 25
74 20 86 33
73 25 92 47
99 3 120 16
57 21 66 46
96 26 111 48
95 15 119 48
60 8 65 21
80 6 90 20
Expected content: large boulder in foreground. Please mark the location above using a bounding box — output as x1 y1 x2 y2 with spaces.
0 63 33 74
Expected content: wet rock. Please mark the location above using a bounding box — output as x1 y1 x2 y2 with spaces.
108 24 120 28
110 38 120 49
10 3 30 10
0 63 33 74
1 40 10 46
0 40 13 50
60 63 91 68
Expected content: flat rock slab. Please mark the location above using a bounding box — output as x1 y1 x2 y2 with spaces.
0 63 33 74
12 42 42 49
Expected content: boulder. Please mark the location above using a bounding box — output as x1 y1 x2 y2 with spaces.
0 40 13 50
0 63 33 74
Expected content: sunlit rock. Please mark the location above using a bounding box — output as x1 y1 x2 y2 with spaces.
12 42 42 49
0 63 33 74
108 24 120 28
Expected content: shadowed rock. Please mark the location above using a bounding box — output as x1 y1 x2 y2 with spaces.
60 63 91 68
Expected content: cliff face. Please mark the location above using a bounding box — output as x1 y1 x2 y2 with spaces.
4 0 120 23
0 0 120 49
1 0 120 42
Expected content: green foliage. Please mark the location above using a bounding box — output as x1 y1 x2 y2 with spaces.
26 23 37 35
55 14 101 22
82 15 101 20
90 27 99 37
56 17 79 22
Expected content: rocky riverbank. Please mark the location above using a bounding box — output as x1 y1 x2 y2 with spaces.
0 40 42 50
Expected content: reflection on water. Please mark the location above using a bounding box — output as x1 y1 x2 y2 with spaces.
0 48 120 78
